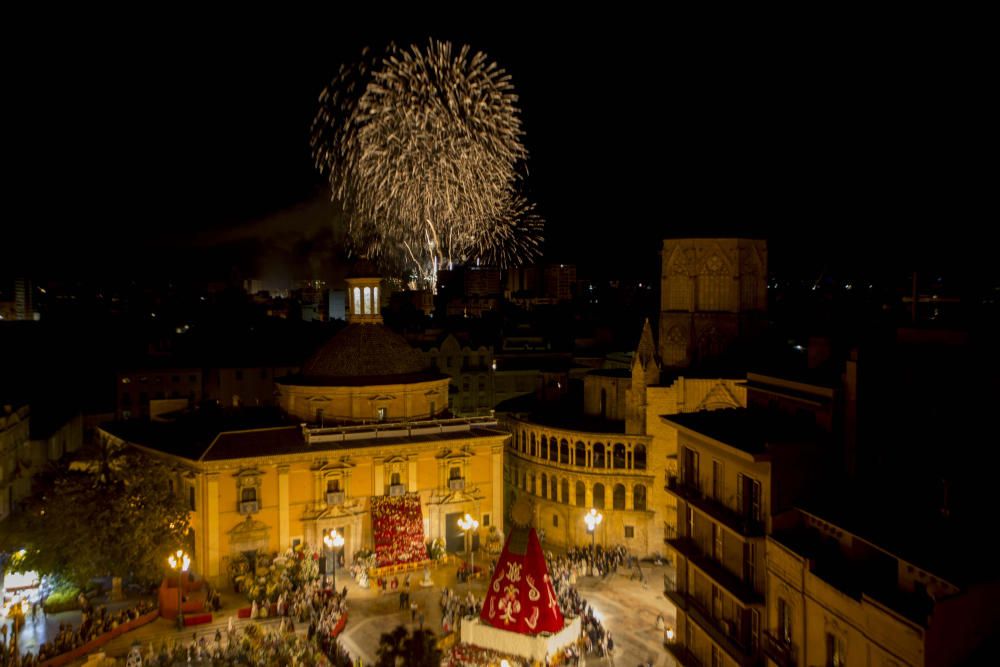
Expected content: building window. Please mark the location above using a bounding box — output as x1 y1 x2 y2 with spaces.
551 476 557 501
575 441 586 467
482 513 490 527
711 644 722 667
633 484 647 511
449 466 462 480
560 440 570 465
634 444 647 470
593 442 605 468
540 435 548 459
712 523 723 562
778 598 792 644
624 526 634 539
363 286 371 314
390 472 401 486
327 479 341 493
712 459 724 500
377 406 388 421
737 473 762 522
241 487 257 503
553 514 559 527
612 443 626 469
541 473 548 499
825 633 846 667
353 287 361 315
561 479 569 505
575 481 586 507
613 484 625 510
593 483 605 509
686 506 695 538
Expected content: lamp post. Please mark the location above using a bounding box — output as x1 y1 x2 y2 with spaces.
584 508 603 554
457 513 479 592
323 528 345 590
167 549 190 631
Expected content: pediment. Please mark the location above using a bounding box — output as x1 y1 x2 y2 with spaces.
436 447 473 460
695 382 741 411
228 515 269 538
369 394 396 401
382 454 409 465
305 395 333 402
313 457 357 472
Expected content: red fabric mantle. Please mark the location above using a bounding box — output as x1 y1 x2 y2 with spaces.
479 526 564 635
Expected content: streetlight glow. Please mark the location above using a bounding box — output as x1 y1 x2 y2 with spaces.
584 508 603 553
167 549 191 630
324 528 345 589
458 513 479 592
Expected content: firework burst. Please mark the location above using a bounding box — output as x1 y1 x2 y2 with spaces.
311 39 542 287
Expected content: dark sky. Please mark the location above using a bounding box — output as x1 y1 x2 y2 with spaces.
6 14 993 284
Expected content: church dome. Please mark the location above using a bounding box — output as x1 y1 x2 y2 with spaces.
300 324 431 382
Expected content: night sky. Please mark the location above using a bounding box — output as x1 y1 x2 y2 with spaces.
6 14 992 285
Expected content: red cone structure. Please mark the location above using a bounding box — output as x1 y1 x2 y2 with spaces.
479 526 564 635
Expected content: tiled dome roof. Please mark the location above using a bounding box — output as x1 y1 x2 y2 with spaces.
301 324 429 379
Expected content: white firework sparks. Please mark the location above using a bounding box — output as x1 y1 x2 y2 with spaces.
312 39 542 287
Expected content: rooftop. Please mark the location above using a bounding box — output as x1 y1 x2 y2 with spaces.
300 323 435 381
663 409 825 456
102 410 506 463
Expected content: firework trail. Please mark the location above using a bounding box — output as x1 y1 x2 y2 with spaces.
312 39 542 287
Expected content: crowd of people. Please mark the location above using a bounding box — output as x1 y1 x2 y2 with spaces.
370 493 428 567
546 554 615 661
118 622 352 667
0 598 156 667
438 587 482 635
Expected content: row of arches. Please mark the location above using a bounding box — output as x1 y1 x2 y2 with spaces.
512 428 647 471
509 467 647 512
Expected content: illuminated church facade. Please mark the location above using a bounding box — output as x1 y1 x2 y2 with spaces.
101 270 506 587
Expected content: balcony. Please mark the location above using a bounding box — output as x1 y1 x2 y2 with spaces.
238 501 259 515
388 484 407 497
326 491 345 506
762 631 795 667
448 478 465 491
683 596 758 667
666 537 763 606
666 476 764 538
664 641 701 666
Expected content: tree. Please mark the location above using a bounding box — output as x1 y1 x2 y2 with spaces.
375 625 441 667
0 440 190 588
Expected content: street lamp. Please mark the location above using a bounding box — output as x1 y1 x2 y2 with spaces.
584 508 603 553
323 528 345 590
457 513 479 592
167 549 190 631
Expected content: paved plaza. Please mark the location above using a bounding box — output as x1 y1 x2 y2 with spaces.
3 554 677 665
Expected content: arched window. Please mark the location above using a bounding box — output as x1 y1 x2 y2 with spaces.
560 439 570 465
241 487 257 503
613 443 627 469
575 441 587 467
373 286 379 311
550 476 557 501
530 432 536 455
575 481 586 507
613 484 626 510
541 473 548 499
530 475 536 495
593 443 605 468
521 436 526 453
521 431 526 450
363 286 372 314
633 484 647 511
390 472 401 486
326 479 341 493
593 484 605 510
449 466 462 480
353 288 361 316
561 479 570 504
550 438 558 462
634 444 647 470
540 435 548 460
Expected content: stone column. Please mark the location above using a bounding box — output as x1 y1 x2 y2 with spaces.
408 459 418 493
491 445 504 534
206 473 220 581
374 459 384 496
278 465 290 550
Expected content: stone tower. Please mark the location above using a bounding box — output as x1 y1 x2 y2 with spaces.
658 238 767 368
626 318 660 435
